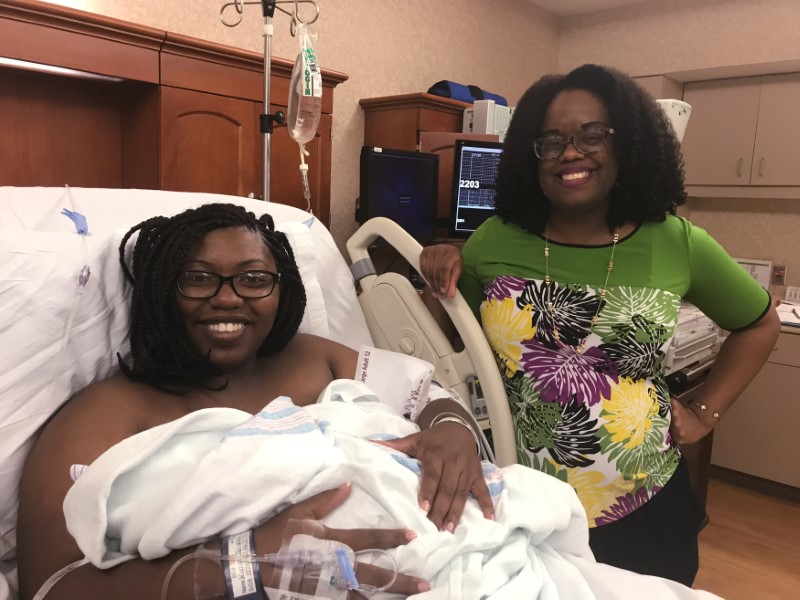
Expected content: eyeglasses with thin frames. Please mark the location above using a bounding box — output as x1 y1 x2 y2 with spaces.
533 125 615 160
176 270 281 299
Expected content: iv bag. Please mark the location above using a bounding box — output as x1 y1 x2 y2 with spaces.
287 23 322 146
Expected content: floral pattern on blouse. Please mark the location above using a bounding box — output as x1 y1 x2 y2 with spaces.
480 275 682 527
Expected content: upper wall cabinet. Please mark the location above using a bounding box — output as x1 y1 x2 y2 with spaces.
158 33 343 224
750 74 800 186
160 86 257 197
682 73 800 189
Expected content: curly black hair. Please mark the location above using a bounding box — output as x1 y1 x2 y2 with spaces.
495 64 687 234
117 203 307 394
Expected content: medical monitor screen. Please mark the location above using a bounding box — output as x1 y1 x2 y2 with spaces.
358 146 438 243
448 139 503 239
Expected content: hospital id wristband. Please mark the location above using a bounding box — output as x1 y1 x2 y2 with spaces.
220 530 267 600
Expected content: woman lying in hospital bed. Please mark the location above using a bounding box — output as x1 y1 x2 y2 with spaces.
4 192 719 599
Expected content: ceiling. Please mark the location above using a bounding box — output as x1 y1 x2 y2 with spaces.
528 0 659 17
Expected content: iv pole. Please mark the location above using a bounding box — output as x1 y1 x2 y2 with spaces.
220 0 320 203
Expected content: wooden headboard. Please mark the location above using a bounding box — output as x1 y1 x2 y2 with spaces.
0 0 348 226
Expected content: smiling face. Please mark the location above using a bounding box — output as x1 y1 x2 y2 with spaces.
176 226 279 374
537 88 619 221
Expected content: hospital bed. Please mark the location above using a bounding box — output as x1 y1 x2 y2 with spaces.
0 187 718 600
0 186 513 600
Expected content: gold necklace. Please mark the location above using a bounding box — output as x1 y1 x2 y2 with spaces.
544 228 619 353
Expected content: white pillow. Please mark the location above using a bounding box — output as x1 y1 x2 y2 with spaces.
0 187 373 560
0 228 129 559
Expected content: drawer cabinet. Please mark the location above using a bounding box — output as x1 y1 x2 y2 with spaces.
711 332 800 487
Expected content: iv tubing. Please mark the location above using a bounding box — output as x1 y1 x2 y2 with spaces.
160 546 399 599
299 145 312 213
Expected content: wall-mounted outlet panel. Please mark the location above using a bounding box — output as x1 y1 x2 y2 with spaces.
735 258 772 288
786 286 800 304
772 265 787 286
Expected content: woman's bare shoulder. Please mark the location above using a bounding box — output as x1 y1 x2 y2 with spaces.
65 373 167 414
33 374 181 468
288 332 358 353
16 375 182 597
258 334 358 402
287 333 358 362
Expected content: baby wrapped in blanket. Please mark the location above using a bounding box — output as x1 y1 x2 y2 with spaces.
63 348 718 600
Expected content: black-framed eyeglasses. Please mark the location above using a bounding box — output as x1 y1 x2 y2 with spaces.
176 270 281 299
533 125 615 160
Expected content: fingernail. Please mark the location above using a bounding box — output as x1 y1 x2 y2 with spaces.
445 522 455 533
420 500 430 513
418 581 431 592
405 529 418 541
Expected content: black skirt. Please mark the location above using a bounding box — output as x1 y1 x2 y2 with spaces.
587 459 706 586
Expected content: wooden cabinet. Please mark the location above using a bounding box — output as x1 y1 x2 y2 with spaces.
0 0 162 190
682 73 800 187
711 332 800 488
161 86 257 196
360 93 470 151
0 0 347 226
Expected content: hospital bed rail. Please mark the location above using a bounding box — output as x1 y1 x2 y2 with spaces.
346 217 516 467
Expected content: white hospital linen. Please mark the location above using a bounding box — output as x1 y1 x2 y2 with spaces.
63 381 718 599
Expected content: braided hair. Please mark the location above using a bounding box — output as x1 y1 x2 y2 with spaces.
118 203 307 394
495 63 687 234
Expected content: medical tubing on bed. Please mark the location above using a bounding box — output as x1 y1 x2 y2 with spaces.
59 186 92 350
32 558 91 600
160 538 399 599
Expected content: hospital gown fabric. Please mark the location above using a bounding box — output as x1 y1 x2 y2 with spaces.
63 381 719 599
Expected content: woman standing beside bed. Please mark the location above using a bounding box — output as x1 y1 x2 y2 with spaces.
420 64 780 586
16 203 491 599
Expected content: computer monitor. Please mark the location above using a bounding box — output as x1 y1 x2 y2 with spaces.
358 146 438 244
448 139 503 239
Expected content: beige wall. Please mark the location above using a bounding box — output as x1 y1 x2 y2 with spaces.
558 0 800 292
45 0 559 245
557 0 800 77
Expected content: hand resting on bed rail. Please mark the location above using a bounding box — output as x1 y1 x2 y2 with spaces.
16 204 488 599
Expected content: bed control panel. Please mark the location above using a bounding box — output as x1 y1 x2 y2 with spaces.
467 376 488 419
